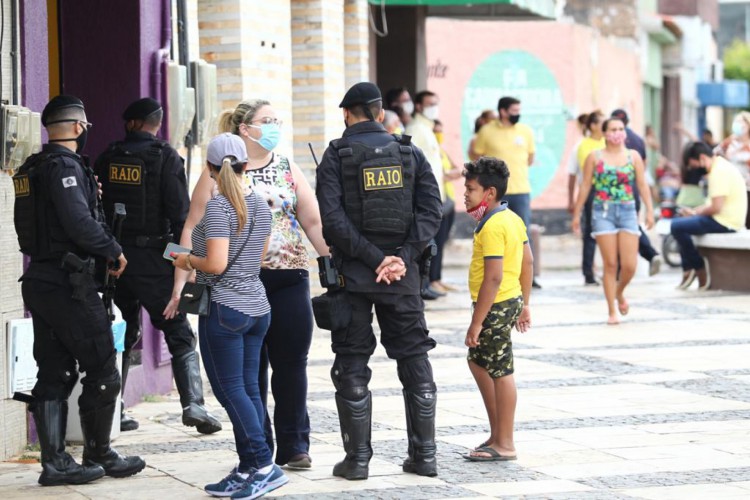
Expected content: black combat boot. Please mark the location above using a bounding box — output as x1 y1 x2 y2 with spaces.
81 402 146 477
172 351 222 434
32 400 105 486
119 353 139 432
401 386 438 477
332 391 373 480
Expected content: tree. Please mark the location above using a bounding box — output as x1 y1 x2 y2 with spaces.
724 39 750 83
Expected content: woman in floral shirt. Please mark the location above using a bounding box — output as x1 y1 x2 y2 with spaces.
167 100 329 469
573 117 654 325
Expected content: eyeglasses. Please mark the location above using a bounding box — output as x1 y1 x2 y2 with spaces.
78 120 93 130
250 117 283 127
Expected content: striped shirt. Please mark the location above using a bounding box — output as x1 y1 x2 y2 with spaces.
192 193 272 317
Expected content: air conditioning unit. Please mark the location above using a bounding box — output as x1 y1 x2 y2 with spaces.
6 318 36 398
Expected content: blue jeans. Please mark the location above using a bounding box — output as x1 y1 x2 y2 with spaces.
670 215 734 271
504 193 531 243
199 302 272 472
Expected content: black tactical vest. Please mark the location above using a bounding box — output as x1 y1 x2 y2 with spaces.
333 134 415 252
97 140 169 242
14 151 86 259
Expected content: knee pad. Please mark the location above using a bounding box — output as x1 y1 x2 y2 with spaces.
397 354 435 390
337 385 369 400
331 355 371 393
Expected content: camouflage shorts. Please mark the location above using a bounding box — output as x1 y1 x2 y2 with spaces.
467 296 523 379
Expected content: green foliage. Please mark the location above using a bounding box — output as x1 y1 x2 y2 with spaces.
724 40 750 82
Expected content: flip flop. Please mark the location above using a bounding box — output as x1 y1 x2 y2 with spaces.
463 446 517 462
474 439 490 451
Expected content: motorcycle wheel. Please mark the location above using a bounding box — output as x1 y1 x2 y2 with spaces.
662 234 682 268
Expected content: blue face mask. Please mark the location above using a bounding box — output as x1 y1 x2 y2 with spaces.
249 123 281 151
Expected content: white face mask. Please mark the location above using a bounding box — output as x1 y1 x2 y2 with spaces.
422 105 439 121
402 100 414 115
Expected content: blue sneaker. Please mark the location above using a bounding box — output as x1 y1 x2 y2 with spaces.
230 464 288 500
205 467 252 497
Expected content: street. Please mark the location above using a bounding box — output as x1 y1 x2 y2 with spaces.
2 235 750 499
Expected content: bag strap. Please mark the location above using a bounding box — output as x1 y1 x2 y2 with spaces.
211 194 258 286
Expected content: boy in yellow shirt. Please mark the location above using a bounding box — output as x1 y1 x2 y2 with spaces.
463 157 533 461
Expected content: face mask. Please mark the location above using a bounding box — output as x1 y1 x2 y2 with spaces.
732 121 747 137
509 114 521 125
434 132 444 144
467 192 490 222
422 105 439 121
605 131 627 145
402 100 414 115
76 126 88 153
248 123 281 151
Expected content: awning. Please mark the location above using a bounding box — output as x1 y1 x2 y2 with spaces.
367 0 556 19
697 80 750 108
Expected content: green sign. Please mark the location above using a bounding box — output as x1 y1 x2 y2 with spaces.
462 50 566 199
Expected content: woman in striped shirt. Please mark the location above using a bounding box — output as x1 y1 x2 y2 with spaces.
172 133 288 499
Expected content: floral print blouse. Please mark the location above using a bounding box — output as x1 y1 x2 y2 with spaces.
244 154 309 270
592 150 635 204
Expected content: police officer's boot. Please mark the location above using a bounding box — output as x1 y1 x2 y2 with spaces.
32 400 106 486
332 390 372 480
119 352 139 432
171 351 222 434
81 402 146 477
401 385 438 477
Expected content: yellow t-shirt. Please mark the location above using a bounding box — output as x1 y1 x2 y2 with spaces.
708 156 749 230
473 121 535 195
441 149 455 200
469 206 527 303
577 136 605 175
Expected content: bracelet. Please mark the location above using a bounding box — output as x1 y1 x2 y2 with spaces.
185 254 194 271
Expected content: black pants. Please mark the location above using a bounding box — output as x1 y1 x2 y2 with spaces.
582 191 596 280
330 291 436 393
258 269 313 464
114 273 195 357
23 277 119 412
429 199 455 283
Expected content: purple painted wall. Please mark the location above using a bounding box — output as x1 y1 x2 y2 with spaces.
57 0 170 160
16 0 176 440
19 0 49 112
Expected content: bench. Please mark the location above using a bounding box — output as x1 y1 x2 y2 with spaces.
696 231 750 292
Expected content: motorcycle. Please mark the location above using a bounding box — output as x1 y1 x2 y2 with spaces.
655 200 681 268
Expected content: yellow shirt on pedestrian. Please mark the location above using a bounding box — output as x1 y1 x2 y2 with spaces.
469 206 527 304
577 136 605 175
473 121 535 195
708 156 749 230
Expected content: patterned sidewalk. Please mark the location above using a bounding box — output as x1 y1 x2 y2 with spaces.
2 236 750 499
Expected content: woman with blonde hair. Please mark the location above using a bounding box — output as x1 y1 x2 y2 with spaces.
167 99 328 469
171 133 288 497
573 118 654 325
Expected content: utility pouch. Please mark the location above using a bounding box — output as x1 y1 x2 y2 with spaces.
312 289 352 331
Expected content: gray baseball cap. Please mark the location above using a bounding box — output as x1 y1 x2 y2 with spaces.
206 133 248 166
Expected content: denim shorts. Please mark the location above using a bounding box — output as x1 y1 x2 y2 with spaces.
591 201 640 236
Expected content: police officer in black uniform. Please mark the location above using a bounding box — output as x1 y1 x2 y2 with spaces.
94 98 221 434
13 95 145 485
315 82 442 479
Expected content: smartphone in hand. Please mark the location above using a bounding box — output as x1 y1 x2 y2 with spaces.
163 242 191 261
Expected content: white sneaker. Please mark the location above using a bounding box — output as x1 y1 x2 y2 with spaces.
698 258 711 291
